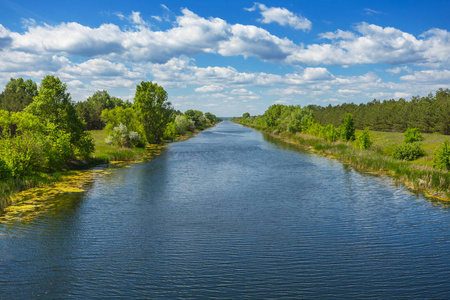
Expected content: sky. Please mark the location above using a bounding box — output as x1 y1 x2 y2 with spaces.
0 0 449 117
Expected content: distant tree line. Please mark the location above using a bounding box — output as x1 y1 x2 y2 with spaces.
306 89 450 134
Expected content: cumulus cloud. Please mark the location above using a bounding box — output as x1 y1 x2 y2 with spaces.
195 85 224 93
2 10 449 69
246 3 311 31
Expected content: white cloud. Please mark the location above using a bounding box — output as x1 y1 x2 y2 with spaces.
130 11 145 25
246 3 311 31
364 8 382 15
386 66 411 74
195 85 224 93
400 70 450 83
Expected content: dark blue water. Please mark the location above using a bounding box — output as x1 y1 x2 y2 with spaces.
1 121 450 299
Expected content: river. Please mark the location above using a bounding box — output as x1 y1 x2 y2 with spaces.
1 121 450 298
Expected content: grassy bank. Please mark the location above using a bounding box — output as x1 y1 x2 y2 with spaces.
246 124 450 202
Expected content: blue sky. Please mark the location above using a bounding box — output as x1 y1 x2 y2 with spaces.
0 0 449 116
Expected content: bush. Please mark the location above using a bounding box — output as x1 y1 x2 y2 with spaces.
404 128 424 143
433 140 450 170
1 131 46 177
392 142 426 161
105 123 143 148
321 124 339 142
0 157 11 179
355 127 372 150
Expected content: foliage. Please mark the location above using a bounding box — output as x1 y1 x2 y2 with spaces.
174 115 189 135
0 131 46 177
355 127 372 149
0 78 37 112
322 124 340 142
44 122 74 170
341 113 356 141
133 81 173 143
392 142 426 161
76 90 131 130
308 89 450 134
0 157 11 179
287 108 314 134
105 123 143 148
185 110 207 129
433 141 450 170
25 75 94 156
404 128 424 143
163 121 178 140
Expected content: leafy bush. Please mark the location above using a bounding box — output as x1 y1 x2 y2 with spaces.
433 140 450 170
321 124 339 142
355 127 372 150
163 121 177 140
404 128 424 143
1 131 46 177
392 142 425 161
0 157 11 179
174 115 189 135
105 123 142 148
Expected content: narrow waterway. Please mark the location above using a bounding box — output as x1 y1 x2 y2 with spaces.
1 121 450 298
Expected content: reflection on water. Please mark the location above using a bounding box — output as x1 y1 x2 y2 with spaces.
1 121 450 299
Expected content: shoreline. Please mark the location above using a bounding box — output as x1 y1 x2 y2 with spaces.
242 123 450 203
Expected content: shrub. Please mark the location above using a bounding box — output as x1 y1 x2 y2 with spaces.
321 124 339 142
392 142 426 161
404 128 424 143
433 140 450 170
355 127 372 150
105 123 142 148
0 157 11 179
1 131 46 177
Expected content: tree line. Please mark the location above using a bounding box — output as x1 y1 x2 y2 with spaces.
0 76 220 180
306 89 450 134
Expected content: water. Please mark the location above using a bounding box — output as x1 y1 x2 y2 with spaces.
1 121 450 299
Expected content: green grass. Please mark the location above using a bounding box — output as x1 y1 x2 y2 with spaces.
89 129 151 162
369 131 449 167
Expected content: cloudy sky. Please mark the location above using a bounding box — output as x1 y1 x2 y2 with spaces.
0 0 449 116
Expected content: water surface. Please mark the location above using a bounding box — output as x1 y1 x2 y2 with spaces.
1 121 450 298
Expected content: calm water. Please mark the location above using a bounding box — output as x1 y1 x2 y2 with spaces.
1 121 450 299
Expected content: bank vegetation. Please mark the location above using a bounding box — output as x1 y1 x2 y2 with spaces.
0 76 220 212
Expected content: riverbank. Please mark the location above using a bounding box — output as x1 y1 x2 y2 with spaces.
242 123 450 202
0 125 216 215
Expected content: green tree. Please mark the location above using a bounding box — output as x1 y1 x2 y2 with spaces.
341 113 356 141
76 90 131 130
185 110 206 129
0 78 37 112
133 81 172 143
25 75 94 158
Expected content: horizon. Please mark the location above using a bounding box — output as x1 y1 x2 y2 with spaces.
0 0 449 116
